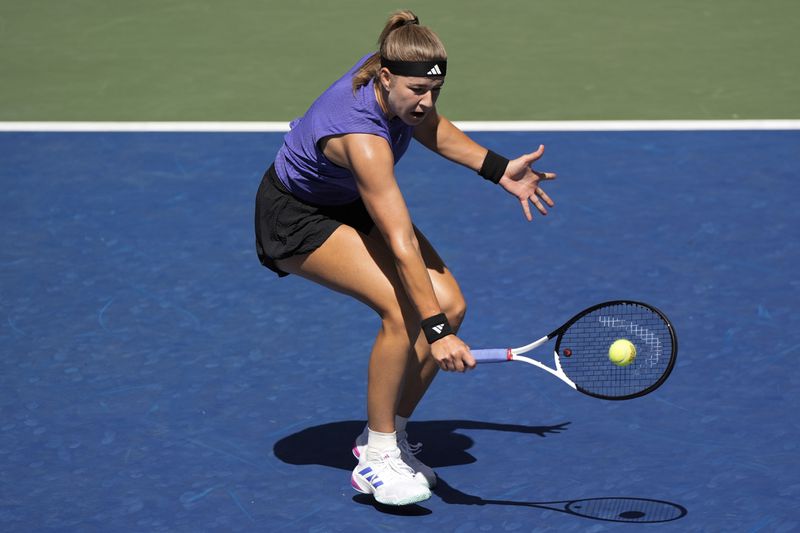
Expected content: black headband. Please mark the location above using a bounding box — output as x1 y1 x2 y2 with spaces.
380 57 447 77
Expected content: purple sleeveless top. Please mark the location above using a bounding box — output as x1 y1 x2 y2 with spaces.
273 54 414 205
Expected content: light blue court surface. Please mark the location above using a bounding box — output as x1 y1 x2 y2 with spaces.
1 130 798 532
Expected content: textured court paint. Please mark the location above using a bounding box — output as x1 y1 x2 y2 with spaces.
1 0 799 121
1 131 799 531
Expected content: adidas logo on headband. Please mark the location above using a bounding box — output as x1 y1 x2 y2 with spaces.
426 64 443 76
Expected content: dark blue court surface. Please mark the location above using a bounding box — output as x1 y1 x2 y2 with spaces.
1 130 798 532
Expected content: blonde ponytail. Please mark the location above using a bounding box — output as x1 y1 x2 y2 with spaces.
352 10 447 91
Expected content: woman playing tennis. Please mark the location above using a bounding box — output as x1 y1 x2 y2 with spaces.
255 10 556 506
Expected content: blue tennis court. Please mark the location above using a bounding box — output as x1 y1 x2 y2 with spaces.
1 129 798 531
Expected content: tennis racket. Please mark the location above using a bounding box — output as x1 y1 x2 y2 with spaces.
472 300 677 400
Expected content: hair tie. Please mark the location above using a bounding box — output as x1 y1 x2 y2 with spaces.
403 16 419 26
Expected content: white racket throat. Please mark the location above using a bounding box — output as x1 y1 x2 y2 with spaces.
510 335 578 390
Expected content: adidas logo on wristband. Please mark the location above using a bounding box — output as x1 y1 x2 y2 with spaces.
422 313 453 343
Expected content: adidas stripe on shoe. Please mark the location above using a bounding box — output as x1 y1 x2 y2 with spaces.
350 448 431 506
353 430 437 489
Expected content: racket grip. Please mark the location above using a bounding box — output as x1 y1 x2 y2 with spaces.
471 348 512 363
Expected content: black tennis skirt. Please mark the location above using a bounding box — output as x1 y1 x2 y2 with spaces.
254 165 375 277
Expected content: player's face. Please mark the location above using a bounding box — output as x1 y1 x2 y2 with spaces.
381 72 444 125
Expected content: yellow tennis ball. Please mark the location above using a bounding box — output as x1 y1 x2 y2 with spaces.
609 339 637 367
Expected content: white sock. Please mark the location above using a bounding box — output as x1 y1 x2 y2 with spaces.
361 415 409 438
367 428 397 454
395 415 409 434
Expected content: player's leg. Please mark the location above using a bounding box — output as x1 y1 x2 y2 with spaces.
276 224 432 504
397 226 466 418
346 226 465 489
275 224 417 433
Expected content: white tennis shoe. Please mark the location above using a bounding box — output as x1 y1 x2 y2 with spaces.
350 447 431 506
353 430 437 489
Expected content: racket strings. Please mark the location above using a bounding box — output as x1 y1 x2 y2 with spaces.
558 303 674 399
597 315 663 367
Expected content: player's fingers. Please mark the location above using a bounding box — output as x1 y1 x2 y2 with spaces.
537 187 555 207
524 144 545 164
464 351 477 370
520 198 533 221
531 196 548 216
536 171 557 181
448 357 459 372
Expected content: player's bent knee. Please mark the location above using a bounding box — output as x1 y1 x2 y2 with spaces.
379 305 412 335
444 295 467 330
377 292 465 337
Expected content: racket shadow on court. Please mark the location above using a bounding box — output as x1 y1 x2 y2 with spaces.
350 478 688 522
431 477 688 524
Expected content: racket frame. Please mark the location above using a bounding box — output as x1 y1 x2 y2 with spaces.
508 335 578 391
477 300 678 400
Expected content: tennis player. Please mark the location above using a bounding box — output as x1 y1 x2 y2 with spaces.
255 10 555 506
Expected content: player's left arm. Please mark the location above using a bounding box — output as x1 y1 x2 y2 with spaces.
413 111 557 221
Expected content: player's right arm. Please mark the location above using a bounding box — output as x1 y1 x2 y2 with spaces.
322 133 474 372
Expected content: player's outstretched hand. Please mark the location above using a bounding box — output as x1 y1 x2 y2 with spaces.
499 144 557 221
431 334 475 372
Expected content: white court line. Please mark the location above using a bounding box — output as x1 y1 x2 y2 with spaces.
454 120 800 131
0 122 291 132
0 120 799 132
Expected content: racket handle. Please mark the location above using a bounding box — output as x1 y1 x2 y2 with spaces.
471 348 512 363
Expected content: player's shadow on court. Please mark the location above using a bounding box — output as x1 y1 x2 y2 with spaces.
272 419 571 471
273 419 571 516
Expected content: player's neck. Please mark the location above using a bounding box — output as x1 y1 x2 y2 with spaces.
373 81 394 120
